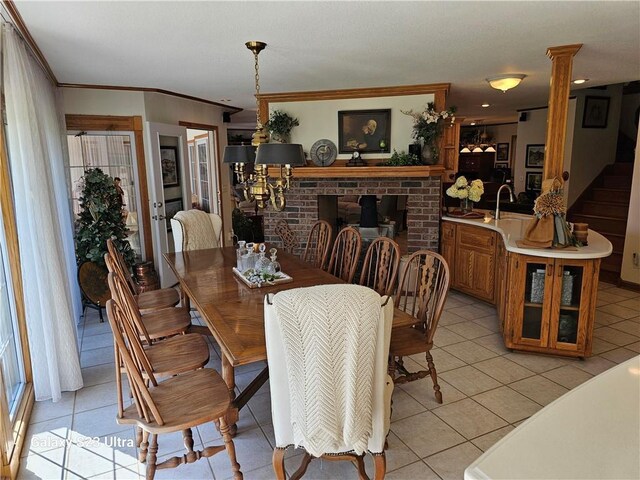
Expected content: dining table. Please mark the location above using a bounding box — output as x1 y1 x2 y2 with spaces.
164 246 416 435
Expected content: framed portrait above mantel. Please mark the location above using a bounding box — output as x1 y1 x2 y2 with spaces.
582 96 610 129
338 109 391 154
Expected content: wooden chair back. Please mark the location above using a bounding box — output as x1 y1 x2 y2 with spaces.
327 226 362 283
107 271 153 345
106 299 164 425
274 219 299 254
106 238 138 294
395 250 450 344
359 237 401 296
302 220 332 270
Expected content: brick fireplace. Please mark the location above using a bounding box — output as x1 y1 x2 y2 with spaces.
263 176 442 256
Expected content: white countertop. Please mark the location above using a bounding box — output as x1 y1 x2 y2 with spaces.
464 355 640 480
442 212 612 259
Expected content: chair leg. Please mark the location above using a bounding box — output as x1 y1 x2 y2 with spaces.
139 430 149 463
219 417 243 479
425 350 442 404
354 455 368 480
373 452 386 480
272 448 286 480
290 453 312 480
145 434 158 480
182 429 197 463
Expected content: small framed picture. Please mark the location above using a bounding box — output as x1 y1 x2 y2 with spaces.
160 147 179 186
164 198 183 230
526 172 543 192
582 96 610 128
338 109 391 154
525 144 545 168
496 143 509 162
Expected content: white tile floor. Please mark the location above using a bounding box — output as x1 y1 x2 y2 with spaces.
18 282 639 479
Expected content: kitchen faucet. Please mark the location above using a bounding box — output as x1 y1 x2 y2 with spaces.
495 183 515 220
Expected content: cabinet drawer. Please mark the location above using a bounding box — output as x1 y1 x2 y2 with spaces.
457 224 495 252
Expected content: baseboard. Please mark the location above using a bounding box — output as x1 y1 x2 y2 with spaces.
617 279 640 292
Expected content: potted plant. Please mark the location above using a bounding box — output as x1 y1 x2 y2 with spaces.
381 149 422 166
266 110 299 143
402 102 456 164
75 168 134 268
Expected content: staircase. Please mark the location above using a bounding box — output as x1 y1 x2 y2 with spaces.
568 163 633 283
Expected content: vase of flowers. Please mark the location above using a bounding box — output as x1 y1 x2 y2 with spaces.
446 176 484 213
402 102 456 165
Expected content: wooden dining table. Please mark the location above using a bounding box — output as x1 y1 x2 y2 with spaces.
164 246 415 435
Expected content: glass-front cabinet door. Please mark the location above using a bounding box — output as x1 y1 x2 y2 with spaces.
511 255 554 348
548 258 596 353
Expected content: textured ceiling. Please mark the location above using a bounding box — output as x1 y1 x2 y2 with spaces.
14 1 640 125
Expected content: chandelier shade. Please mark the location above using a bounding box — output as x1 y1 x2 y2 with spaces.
223 145 256 164
255 144 306 166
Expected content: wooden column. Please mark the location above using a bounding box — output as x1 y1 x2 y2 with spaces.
543 44 582 180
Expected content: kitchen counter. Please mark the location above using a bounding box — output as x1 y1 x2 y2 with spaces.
442 212 612 260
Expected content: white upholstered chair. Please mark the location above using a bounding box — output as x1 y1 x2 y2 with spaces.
264 284 394 479
170 209 222 252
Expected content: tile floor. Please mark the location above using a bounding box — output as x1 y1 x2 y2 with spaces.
18 282 639 479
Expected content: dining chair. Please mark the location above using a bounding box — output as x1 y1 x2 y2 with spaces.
359 237 401 296
171 209 223 252
302 220 332 270
106 239 180 313
107 272 191 343
389 250 450 403
274 219 299 254
106 299 243 480
327 226 362 283
264 284 394 479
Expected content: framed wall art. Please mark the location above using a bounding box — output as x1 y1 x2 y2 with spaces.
160 146 180 186
164 198 183 230
496 143 510 162
525 144 545 168
526 172 543 192
582 96 610 128
338 109 391 154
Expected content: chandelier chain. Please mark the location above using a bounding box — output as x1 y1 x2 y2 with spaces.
253 51 262 129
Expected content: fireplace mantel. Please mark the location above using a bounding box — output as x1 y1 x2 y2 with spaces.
284 165 445 179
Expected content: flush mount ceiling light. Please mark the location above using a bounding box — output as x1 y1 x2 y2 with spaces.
481 103 490 108
486 74 527 93
573 78 589 84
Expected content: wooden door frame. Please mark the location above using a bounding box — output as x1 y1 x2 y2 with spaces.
65 114 153 262
179 121 224 230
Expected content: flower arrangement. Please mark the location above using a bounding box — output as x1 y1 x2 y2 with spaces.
446 176 484 202
401 102 456 163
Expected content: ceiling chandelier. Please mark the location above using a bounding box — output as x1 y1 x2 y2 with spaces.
223 41 305 211
460 125 496 153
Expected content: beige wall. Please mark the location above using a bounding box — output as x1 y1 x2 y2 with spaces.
270 94 435 160
621 129 640 285
62 88 146 117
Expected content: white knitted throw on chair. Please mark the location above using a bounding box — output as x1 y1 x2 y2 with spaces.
173 209 218 251
272 284 381 457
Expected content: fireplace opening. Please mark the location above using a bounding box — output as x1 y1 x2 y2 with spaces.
318 194 408 246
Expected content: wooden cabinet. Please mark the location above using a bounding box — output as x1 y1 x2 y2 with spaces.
440 118 463 181
449 224 496 303
495 236 509 332
440 222 456 273
458 152 495 181
504 254 600 358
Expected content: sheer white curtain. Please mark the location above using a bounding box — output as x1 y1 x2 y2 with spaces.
2 24 83 401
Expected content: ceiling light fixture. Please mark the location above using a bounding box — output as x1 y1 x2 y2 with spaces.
573 78 589 84
481 103 490 108
223 41 305 211
470 122 476 126
486 74 527 93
